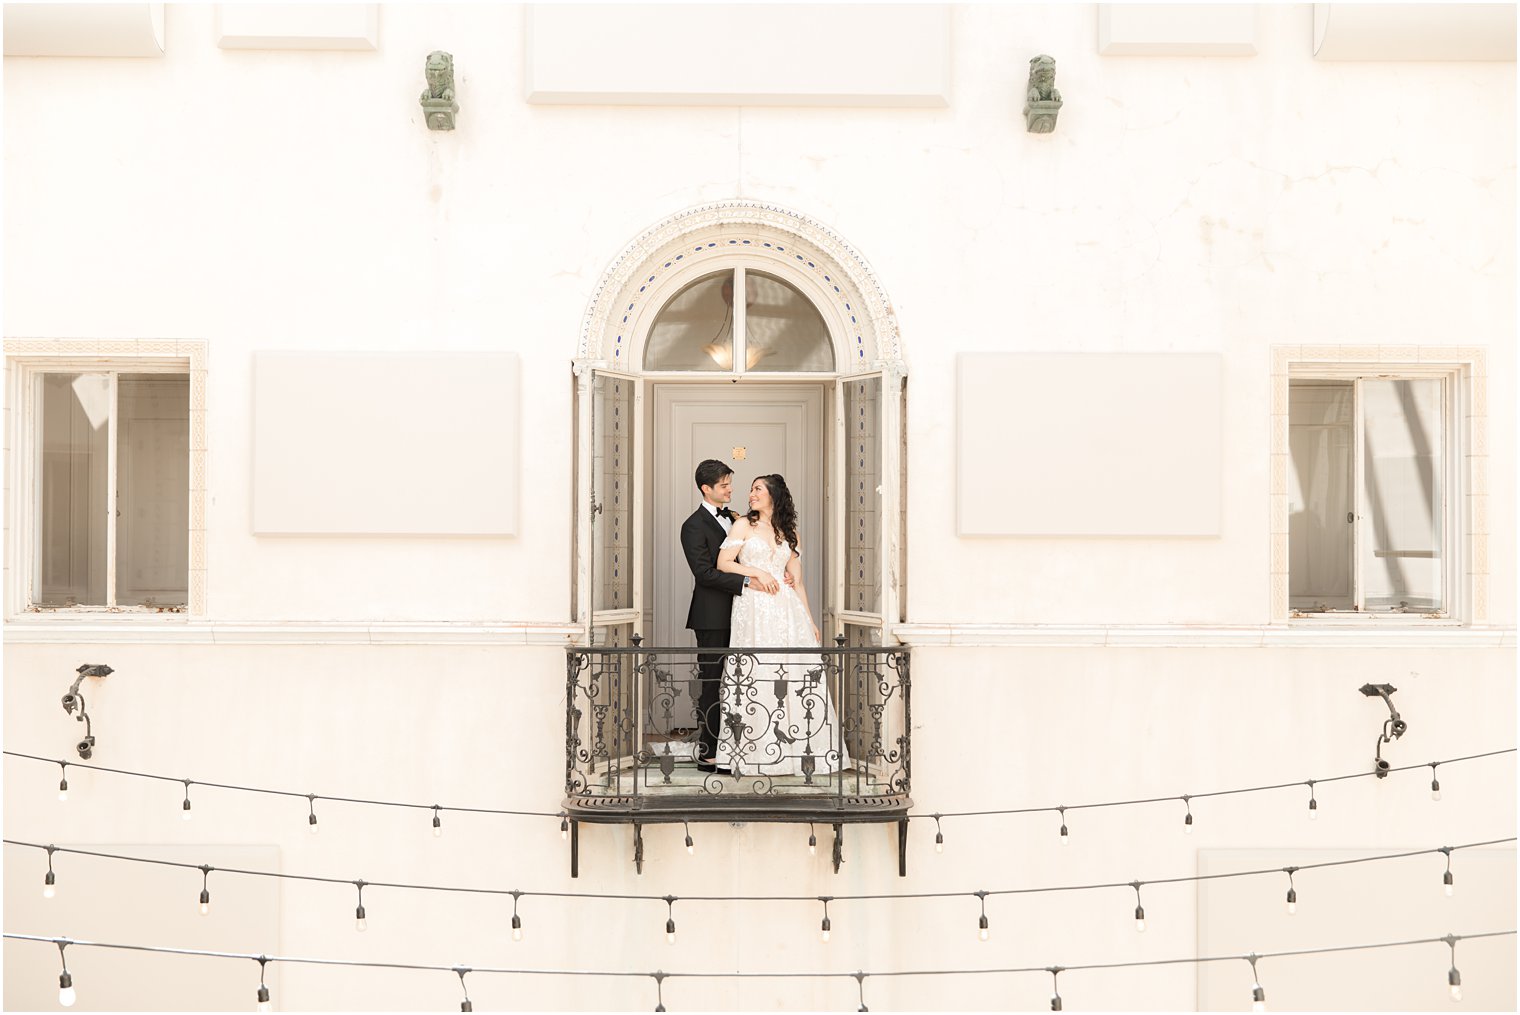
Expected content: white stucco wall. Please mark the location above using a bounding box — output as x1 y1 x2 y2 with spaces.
4 4 1514 1011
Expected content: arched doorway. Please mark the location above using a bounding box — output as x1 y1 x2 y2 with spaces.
573 201 906 658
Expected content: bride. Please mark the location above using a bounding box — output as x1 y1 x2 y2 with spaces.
712 474 851 778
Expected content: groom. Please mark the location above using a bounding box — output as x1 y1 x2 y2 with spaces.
681 459 781 773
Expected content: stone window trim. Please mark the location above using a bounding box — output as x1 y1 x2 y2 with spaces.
1270 345 1487 625
3 339 208 618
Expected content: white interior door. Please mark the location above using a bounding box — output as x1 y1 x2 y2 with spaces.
653 384 825 652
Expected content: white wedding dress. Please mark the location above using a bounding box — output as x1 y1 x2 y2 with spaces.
713 533 852 779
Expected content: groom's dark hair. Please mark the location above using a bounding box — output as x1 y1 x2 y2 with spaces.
694 459 733 493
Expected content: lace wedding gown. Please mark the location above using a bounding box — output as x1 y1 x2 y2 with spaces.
713 533 852 778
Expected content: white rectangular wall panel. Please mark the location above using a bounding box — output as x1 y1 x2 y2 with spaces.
957 353 1223 537
1098 4 1258 56
525 4 950 106
252 352 519 535
1313 4 1516 61
3 3 163 57
216 4 378 51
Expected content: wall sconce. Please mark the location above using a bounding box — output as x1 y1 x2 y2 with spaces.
1360 682 1406 777
62 664 112 759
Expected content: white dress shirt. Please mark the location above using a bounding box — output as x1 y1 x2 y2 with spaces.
702 500 733 534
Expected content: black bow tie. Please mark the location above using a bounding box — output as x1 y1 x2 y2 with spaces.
716 507 735 520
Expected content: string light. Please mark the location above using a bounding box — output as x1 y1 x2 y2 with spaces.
43 845 57 899
8 837 1510 935
664 896 678 946
1181 795 1194 835
1444 935 1462 1002
1047 966 1063 1011
56 940 76 1008
433 806 443 838
454 966 473 1012
354 880 368 932
1131 882 1147 933
6 930 1514 1009
58 762 69 802
254 956 272 1013
510 891 524 942
933 813 944 853
1430 763 1443 802
809 824 818 856
308 794 320 835
653 971 667 1012
975 891 990 941
1441 847 1455 897
1057 806 1069 846
820 897 832 943
1246 953 1267 1012
182 780 194 821
198 865 213 916
683 822 695 856
1283 868 1298 916
854 971 868 1012
7 746 1510 837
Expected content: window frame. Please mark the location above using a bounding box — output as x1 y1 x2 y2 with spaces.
1272 348 1484 626
5 340 207 619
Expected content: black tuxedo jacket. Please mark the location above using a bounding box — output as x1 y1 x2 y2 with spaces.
682 504 745 630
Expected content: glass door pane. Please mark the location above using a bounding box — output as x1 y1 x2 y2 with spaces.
116 374 189 607
844 375 883 616
592 373 634 615
1288 381 1354 610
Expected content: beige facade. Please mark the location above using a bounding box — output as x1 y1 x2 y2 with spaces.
3 4 1515 1010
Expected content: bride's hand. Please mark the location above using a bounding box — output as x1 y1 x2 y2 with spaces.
811 623 821 644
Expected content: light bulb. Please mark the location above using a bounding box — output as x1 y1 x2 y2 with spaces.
1307 799 1318 820
934 831 944 854
821 918 831 943
685 834 695 856
199 889 211 916
809 832 818 856
1431 778 1442 801
58 781 69 803
1449 967 1462 1003
1444 871 1455 897
257 986 271 1012
309 816 320 835
433 814 443 838
665 918 677 945
560 817 569 841
355 905 367 932
1286 888 1297 915
978 915 990 941
1050 994 1063 1011
59 972 76 1008
182 801 193 821
1251 985 1266 1012
512 914 523 941
1134 905 1146 933
1286 900 1297 915
1059 824 1070 845
43 872 56 899
1183 814 1194 835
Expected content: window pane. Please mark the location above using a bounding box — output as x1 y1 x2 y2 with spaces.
38 374 110 606
746 271 834 372
591 373 633 612
1361 378 1443 612
643 271 733 371
116 375 189 607
1288 381 1353 610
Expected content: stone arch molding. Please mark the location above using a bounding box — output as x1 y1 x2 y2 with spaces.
578 200 902 372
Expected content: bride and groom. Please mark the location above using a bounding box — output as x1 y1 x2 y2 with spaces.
680 459 851 778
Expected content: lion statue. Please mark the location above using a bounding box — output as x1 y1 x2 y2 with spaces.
422 50 455 103
1026 54 1060 105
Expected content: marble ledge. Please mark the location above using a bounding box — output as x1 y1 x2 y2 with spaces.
892 623 1515 649
3 619 584 646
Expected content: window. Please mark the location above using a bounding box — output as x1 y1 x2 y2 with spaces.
1288 373 1454 615
642 267 835 373
6 341 207 617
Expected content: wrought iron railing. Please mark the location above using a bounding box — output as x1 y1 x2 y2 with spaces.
564 638 910 813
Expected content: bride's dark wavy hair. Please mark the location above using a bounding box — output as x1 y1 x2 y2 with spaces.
746 474 799 550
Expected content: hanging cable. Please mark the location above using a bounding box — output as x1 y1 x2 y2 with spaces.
254 956 271 1013
1246 953 1266 1012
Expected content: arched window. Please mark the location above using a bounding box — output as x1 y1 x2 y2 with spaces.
643 268 835 373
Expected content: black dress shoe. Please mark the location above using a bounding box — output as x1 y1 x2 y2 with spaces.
696 762 718 774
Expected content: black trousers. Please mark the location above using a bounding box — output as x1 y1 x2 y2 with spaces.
692 628 730 761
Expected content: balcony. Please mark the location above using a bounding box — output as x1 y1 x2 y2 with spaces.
564 638 911 875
